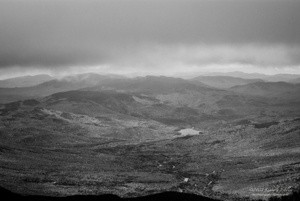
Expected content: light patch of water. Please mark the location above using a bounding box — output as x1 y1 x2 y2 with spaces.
178 128 201 136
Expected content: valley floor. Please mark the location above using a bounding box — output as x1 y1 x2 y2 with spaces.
0 98 299 201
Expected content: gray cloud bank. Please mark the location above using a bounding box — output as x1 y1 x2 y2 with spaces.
0 0 300 76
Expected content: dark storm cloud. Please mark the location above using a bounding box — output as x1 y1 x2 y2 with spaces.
0 0 300 71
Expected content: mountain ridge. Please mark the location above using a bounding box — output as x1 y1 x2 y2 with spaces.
191 75 264 89
0 74 53 88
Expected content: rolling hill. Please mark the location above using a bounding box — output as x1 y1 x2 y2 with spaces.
2 74 299 120
0 74 53 88
230 81 300 98
290 77 300 83
0 73 121 103
191 76 264 89
202 72 300 82
87 76 211 94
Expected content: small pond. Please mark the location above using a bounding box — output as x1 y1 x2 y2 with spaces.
178 128 202 136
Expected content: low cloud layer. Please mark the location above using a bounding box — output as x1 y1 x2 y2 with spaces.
110 44 300 68
0 0 299 78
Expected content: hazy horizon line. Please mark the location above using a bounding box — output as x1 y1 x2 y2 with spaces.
1 70 300 81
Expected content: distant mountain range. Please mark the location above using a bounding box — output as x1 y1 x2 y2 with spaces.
0 73 299 108
0 73 118 103
0 74 53 88
290 77 300 83
230 81 300 98
1 71 300 89
87 75 212 94
203 71 269 79
0 74 214 103
202 71 300 82
191 76 264 89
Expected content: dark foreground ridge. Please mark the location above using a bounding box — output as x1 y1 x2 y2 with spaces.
269 190 300 201
0 187 219 201
2 187 300 201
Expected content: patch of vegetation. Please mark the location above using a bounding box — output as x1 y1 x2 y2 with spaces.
281 126 300 135
210 140 225 145
254 121 279 129
269 189 300 201
217 109 235 116
0 145 12 153
95 116 112 122
22 176 54 183
23 99 40 106
235 119 252 125
172 135 195 141
61 112 73 120
154 118 186 125
5 101 21 110
292 118 300 122
51 118 65 123
13 111 29 118
174 107 199 116
0 101 21 115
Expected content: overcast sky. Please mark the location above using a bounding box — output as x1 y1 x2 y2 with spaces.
0 0 300 79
